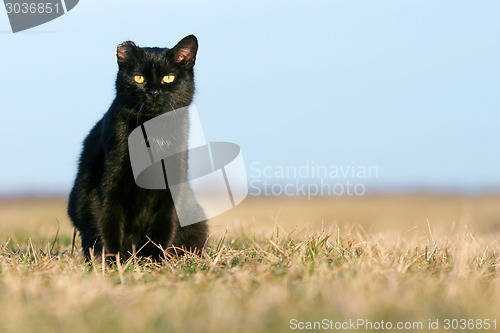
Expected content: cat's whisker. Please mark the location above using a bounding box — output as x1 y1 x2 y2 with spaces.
172 107 180 128
124 107 134 133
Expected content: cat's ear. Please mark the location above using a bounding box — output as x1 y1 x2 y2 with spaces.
117 41 137 64
171 35 198 69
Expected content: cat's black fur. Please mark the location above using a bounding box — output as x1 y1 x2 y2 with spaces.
68 35 208 259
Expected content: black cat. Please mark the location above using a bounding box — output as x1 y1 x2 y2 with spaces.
68 35 208 259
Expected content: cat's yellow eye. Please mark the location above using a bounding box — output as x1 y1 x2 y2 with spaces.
162 75 175 84
134 75 145 84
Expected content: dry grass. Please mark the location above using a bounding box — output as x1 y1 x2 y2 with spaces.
0 195 499 333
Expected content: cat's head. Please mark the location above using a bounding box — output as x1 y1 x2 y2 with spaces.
115 35 198 117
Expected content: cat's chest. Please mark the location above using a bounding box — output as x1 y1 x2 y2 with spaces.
104 148 174 208
102 119 177 218
126 188 175 231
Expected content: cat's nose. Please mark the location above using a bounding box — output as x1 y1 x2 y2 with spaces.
148 89 160 97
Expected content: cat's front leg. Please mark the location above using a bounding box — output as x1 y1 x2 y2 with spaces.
98 202 125 256
173 221 208 255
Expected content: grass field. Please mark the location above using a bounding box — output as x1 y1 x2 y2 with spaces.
0 195 499 333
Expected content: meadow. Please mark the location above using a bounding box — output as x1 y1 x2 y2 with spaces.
0 194 499 333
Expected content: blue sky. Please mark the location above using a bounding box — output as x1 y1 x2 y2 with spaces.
1 0 499 195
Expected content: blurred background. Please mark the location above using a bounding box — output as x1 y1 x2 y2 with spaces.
0 0 499 196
